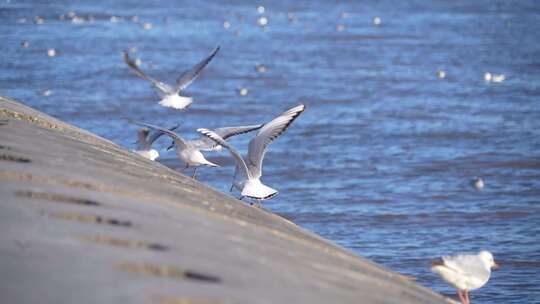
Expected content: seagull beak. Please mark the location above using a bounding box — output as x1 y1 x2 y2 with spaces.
492 261 500 269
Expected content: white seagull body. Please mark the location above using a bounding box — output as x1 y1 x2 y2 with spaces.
198 104 305 202
432 250 499 304
123 46 220 110
132 124 179 161
132 121 262 178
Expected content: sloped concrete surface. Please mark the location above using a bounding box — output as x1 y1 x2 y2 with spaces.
0 96 451 304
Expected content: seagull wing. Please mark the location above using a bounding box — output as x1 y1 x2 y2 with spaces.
192 124 264 151
147 124 180 145
123 51 174 95
129 120 187 149
197 128 251 179
214 124 264 140
247 104 305 179
174 46 220 93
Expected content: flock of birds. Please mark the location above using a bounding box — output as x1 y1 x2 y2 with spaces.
121 47 498 304
124 46 305 205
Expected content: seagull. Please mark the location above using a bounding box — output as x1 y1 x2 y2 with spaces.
123 46 220 110
197 104 306 205
484 72 505 83
471 177 484 190
130 121 262 179
133 124 179 161
167 124 264 153
432 250 499 304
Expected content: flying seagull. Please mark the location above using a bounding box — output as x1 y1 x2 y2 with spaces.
431 250 499 304
133 124 179 161
123 46 220 110
130 121 262 179
197 104 305 204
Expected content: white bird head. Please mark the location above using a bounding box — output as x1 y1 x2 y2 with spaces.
479 250 499 270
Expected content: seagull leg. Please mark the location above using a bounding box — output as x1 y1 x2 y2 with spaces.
192 167 198 179
230 170 237 192
254 199 262 208
456 290 466 304
465 290 470 304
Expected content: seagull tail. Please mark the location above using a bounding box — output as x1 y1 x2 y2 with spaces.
203 160 220 167
159 95 192 110
241 179 278 200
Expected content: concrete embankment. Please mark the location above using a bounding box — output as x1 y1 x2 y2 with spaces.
0 96 451 304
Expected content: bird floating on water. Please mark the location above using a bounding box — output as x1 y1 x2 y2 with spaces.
432 250 499 304
257 16 268 26
484 72 505 83
437 70 446 79
197 104 305 205
123 46 220 110
238 87 249 96
47 48 57 57
471 177 484 190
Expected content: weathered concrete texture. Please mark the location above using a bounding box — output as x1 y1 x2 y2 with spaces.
0 96 451 304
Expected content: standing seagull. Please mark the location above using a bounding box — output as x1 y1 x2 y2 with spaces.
123 46 220 110
131 121 262 179
197 104 305 204
133 124 179 161
431 250 499 304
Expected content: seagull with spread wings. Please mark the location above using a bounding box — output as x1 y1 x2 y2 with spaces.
123 46 219 110
197 104 305 204
130 121 262 179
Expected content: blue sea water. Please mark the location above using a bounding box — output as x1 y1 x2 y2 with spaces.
1 1 540 302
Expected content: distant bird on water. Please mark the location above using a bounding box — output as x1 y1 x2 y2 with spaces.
431 250 499 304
471 177 484 190
484 72 505 83
133 124 179 161
197 104 305 205
123 46 220 110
